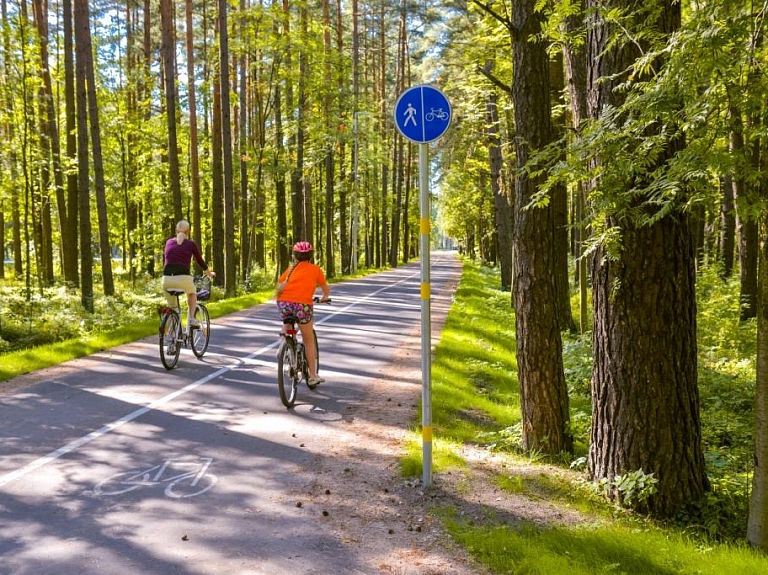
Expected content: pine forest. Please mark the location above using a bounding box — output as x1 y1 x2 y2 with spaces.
3 0 768 555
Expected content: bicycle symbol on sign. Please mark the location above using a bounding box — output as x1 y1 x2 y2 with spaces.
425 107 449 122
92 457 217 499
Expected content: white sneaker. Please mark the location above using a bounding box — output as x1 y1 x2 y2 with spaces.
188 318 200 328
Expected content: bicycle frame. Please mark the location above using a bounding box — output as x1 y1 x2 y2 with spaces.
275 297 329 408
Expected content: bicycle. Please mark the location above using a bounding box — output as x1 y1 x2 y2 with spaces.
277 296 331 408
158 275 211 370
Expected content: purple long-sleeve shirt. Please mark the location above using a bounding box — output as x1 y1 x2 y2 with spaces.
163 238 208 275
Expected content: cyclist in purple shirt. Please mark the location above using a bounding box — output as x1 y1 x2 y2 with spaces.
162 220 215 327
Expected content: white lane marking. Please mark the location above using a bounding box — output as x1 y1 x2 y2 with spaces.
0 272 419 489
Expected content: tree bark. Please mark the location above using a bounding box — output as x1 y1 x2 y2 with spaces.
749 193 768 548
298 6 311 245
33 0 67 285
73 0 93 311
549 51 576 333
218 0 236 295
79 0 113 296
719 176 736 278
511 0 572 455
336 0 348 274
586 0 708 518
185 0 202 251
160 0 182 223
561 0 589 330
238 0 249 282
210 15 225 284
729 101 758 321
273 0 289 273
485 90 512 291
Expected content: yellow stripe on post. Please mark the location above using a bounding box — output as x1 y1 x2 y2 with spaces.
421 283 430 300
420 217 430 235
422 426 432 442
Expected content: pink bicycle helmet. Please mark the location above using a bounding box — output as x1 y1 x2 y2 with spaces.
293 241 313 253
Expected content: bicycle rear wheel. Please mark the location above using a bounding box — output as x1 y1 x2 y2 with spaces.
306 329 321 390
159 310 181 370
190 304 210 358
277 338 299 408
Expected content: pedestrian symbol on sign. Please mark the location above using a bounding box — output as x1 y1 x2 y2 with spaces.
404 103 417 127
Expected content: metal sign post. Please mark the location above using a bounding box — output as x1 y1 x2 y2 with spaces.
393 85 451 489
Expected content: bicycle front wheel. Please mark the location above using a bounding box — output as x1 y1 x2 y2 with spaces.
159 310 182 369
306 330 321 390
277 339 299 408
190 304 210 358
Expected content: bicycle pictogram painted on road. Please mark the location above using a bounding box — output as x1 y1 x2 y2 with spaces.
91 457 217 499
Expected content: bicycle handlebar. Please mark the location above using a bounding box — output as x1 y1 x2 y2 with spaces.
313 296 332 304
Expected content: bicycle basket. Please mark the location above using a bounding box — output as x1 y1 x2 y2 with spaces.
194 275 212 301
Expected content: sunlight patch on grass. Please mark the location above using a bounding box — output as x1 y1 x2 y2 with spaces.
419 259 520 463
440 516 768 575
401 434 467 477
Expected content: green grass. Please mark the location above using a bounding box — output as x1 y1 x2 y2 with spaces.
0 285 274 383
404 258 768 574
441 516 768 574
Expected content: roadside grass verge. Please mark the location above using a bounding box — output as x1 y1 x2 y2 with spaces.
0 288 272 383
405 258 768 574
442 517 768 575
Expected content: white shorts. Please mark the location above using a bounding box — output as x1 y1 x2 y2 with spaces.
162 274 195 306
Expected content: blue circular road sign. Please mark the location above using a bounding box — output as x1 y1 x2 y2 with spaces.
394 85 452 144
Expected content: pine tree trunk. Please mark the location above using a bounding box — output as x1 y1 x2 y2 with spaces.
586 0 708 518
2 0 22 279
160 0 182 223
291 7 309 244
79 0 112 296
402 143 412 264
33 0 66 285
486 92 513 291
210 24 225 284
322 0 335 277
218 0 236 296
511 0 572 455
238 0 249 282
719 176 736 278
73 0 93 311
185 0 202 252
730 101 758 320
748 203 768 548
549 52 576 333
589 215 709 516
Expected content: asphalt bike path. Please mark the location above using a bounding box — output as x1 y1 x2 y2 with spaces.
0 252 461 575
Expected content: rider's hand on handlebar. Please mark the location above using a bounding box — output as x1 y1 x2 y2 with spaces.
314 295 332 304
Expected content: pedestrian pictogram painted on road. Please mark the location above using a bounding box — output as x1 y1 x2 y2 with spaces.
394 85 452 144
